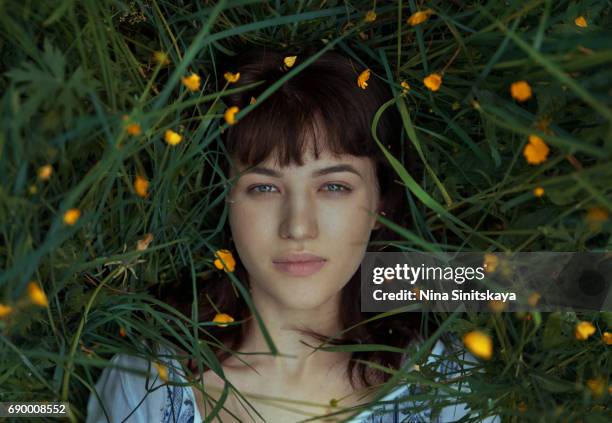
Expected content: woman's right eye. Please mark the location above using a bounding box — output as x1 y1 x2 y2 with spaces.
247 184 278 194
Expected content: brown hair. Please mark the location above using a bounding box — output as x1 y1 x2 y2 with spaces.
161 45 430 389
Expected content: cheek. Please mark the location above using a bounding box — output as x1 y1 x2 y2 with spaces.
229 204 270 245
318 201 377 254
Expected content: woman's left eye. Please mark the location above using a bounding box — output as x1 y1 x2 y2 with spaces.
322 183 352 193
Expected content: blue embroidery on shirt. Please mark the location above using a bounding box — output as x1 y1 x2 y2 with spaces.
161 360 195 423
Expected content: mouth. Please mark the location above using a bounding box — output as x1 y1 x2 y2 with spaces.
272 258 327 277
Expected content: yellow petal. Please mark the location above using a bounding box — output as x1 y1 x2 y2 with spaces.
586 378 605 397
224 72 240 83
462 330 493 360
601 331 612 345
574 16 588 28
407 9 434 26
0 304 13 318
523 135 549 165
510 80 532 102
283 56 297 68
575 321 596 340
213 249 236 272
38 165 53 181
154 362 169 382
153 51 170 66
134 175 149 198
364 10 377 23
357 69 371 89
126 123 142 136
528 292 541 307
182 73 201 91
423 73 442 91
137 233 154 251
488 299 507 313
586 207 609 225
224 106 239 125
164 130 182 146
213 312 235 327
533 187 545 197
483 254 498 273
400 80 410 95
63 208 81 225
28 282 49 308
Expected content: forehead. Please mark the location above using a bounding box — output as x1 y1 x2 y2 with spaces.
229 142 376 179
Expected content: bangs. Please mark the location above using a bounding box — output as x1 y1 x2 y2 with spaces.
222 50 392 170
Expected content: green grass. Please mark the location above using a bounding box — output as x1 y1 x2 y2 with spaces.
1 0 611 421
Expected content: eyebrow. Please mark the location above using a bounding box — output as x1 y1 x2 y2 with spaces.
242 164 363 179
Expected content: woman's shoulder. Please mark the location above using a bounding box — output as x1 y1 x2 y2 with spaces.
86 343 200 423
346 335 500 423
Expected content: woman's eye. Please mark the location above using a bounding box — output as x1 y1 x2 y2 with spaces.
248 184 278 194
247 183 352 195
323 183 352 194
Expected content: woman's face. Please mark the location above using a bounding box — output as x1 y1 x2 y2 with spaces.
227 142 382 311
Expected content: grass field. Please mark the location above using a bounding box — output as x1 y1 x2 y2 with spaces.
1 1 611 421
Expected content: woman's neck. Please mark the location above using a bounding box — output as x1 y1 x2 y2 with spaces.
230 285 351 379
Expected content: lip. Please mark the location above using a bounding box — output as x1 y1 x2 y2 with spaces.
272 260 327 277
272 252 326 263
272 253 327 277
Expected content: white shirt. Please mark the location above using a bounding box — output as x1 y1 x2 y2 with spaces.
86 338 500 422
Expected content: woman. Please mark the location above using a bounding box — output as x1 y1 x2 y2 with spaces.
87 47 498 422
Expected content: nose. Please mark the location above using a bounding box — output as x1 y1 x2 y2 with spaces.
279 191 318 241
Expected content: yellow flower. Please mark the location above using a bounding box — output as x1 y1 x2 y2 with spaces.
38 165 53 181
585 206 609 231
249 96 257 105
602 332 612 345
154 362 169 382
214 249 236 272
574 16 588 28
137 233 154 251
63 208 81 225
0 304 13 318
126 123 142 136
164 129 182 146
224 106 239 125
364 10 377 22
119 327 127 337
528 292 541 307
182 73 201 92
283 56 297 68
29 184 38 195
153 51 170 66
575 321 596 341
586 378 606 397
523 134 550 165
213 312 235 327
28 281 49 308
423 73 442 92
483 253 498 273
224 71 240 83
400 81 410 95
488 300 507 313
407 9 434 26
463 330 493 360
533 187 545 197
510 80 532 102
134 175 149 198
357 69 371 89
